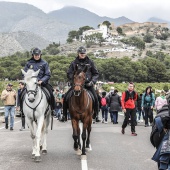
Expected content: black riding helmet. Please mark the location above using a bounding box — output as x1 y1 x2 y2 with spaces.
77 46 86 54
32 48 42 56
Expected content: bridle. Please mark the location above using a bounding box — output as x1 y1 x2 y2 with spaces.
25 75 44 121
73 84 84 96
26 76 39 98
73 73 85 96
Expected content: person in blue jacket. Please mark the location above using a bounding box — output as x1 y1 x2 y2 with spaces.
141 86 155 127
23 47 55 113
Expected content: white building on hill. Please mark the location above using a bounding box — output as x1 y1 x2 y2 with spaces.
82 24 108 41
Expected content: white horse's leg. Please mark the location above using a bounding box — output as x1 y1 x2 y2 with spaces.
34 115 44 160
25 117 36 158
42 112 50 154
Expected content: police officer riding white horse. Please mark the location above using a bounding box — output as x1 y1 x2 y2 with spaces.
21 47 55 115
61 46 100 122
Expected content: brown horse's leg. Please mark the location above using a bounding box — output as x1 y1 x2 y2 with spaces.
77 122 81 149
81 122 88 155
86 116 92 148
72 119 79 150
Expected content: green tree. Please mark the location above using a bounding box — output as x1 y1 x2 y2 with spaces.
116 27 123 35
77 26 94 36
102 21 111 28
142 58 167 82
143 34 154 43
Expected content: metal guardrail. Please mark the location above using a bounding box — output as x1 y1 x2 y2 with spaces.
0 107 4 113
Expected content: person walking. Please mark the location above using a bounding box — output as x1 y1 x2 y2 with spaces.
108 89 121 124
101 92 109 123
121 82 138 136
1 83 16 130
155 90 167 114
136 93 145 123
54 98 62 120
141 86 155 127
16 81 25 131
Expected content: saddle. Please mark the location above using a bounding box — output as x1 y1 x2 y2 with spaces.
41 86 51 104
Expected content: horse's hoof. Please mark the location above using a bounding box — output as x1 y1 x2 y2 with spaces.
76 149 82 155
40 145 42 151
86 144 92 151
42 150 47 154
74 147 78 151
34 156 42 162
31 154 35 159
81 155 87 160
85 148 90 152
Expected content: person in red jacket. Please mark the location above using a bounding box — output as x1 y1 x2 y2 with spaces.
121 82 138 136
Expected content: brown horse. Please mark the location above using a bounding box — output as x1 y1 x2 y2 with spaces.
68 65 93 159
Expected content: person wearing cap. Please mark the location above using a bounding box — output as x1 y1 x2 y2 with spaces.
1 83 16 130
61 46 99 122
23 47 55 114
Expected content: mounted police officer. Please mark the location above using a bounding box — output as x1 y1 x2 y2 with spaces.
23 47 55 114
61 46 100 122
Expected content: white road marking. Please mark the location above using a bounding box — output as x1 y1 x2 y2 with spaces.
79 122 89 170
0 120 21 130
81 159 88 170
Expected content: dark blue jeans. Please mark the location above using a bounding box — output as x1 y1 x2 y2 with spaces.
110 111 118 123
137 109 145 120
101 106 108 121
144 107 153 125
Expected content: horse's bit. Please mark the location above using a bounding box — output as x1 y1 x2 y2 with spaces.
73 84 84 96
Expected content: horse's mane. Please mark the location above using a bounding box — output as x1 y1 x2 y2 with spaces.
75 69 83 76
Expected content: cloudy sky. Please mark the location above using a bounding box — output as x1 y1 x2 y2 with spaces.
1 0 170 22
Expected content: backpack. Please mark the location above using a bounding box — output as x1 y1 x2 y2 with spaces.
101 97 107 106
150 105 170 148
144 92 154 105
124 90 136 102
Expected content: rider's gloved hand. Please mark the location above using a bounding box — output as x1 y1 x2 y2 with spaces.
86 81 94 87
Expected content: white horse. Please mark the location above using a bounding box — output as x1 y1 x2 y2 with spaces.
21 69 51 162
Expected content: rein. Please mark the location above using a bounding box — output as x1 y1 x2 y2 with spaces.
25 88 43 121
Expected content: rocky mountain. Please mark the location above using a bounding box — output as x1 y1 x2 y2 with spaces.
0 2 46 32
48 6 134 28
0 31 50 56
1 2 169 57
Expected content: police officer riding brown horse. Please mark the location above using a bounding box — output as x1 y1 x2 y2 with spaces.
61 46 100 122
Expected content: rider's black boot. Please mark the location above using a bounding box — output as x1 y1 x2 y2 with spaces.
60 100 68 122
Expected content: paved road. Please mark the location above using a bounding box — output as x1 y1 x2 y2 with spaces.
0 114 157 170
